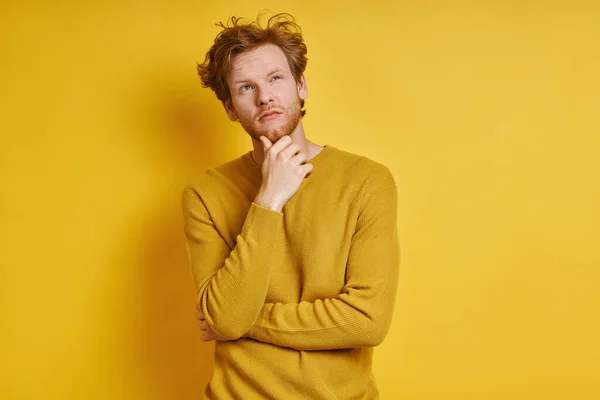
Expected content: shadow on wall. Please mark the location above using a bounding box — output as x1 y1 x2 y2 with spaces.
133 75 236 399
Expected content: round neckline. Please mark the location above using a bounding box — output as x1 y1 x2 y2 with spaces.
242 144 332 172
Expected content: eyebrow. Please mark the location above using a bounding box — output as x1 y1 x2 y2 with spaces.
233 69 284 86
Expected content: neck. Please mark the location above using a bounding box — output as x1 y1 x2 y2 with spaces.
250 120 321 165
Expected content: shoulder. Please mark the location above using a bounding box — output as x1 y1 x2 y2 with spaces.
182 155 246 199
327 146 396 191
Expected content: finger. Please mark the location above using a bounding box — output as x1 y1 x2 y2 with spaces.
301 163 314 177
202 330 216 341
269 135 293 155
278 143 301 161
259 136 272 154
290 151 307 166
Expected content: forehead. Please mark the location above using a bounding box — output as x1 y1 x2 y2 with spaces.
228 44 290 81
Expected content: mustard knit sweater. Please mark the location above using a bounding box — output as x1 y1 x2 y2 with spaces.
182 145 400 399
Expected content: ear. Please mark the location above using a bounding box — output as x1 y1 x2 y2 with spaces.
297 74 308 100
222 100 238 121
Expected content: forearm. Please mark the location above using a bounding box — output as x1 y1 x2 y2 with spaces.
244 259 399 350
195 220 275 339
183 187 283 339
245 180 400 350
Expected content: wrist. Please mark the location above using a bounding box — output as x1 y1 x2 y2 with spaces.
254 189 284 212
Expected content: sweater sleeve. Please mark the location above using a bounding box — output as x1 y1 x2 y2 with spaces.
243 179 400 350
182 185 283 340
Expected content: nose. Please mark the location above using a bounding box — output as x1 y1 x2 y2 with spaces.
256 85 274 106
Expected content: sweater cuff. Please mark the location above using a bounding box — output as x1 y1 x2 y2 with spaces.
241 202 283 236
244 304 272 340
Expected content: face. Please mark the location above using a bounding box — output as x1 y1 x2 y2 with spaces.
224 44 308 143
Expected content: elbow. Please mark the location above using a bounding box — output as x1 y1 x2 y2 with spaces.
362 329 387 347
364 333 386 347
197 289 261 340
360 316 392 347
197 303 256 341
212 321 246 340
200 310 252 340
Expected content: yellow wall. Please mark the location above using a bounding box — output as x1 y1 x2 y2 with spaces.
2 1 599 399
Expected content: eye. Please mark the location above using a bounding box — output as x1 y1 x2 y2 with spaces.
240 84 253 92
271 75 282 82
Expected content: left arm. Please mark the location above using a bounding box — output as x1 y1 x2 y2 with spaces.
243 181 400 351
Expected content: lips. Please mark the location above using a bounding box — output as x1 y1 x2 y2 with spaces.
259 110 282 121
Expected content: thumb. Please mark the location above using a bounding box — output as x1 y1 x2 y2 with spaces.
259 136 272 153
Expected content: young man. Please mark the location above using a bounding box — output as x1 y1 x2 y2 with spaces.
182 13 400 399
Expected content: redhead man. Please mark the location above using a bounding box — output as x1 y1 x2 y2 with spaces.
182 13 400 399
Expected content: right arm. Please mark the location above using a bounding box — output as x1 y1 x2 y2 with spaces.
182 190 282 340
183 135 312 340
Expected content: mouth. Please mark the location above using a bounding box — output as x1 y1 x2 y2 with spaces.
259 110 282 121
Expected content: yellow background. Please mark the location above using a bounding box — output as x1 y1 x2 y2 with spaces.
2 1 599 399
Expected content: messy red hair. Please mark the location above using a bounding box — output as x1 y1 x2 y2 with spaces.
197 13 308 117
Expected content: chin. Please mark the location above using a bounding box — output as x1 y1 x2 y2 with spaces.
245 114 300 142
266 130 287 142
253 125 289 142
247 130 281 143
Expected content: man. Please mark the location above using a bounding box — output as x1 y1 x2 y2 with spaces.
182 13 400 399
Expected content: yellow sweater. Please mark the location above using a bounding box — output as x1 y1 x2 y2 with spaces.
182 145 400 399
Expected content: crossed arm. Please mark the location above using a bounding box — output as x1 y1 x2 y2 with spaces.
183 179 399 351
